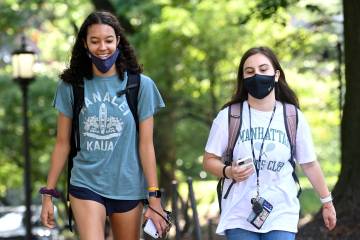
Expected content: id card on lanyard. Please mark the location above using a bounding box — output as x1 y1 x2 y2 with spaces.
246 103 276 229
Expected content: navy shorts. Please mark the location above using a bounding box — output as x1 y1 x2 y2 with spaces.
69 184 143 215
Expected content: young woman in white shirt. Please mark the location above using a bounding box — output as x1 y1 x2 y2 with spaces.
203 46 336 240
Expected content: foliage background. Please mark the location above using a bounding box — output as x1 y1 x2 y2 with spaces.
0 0 342 232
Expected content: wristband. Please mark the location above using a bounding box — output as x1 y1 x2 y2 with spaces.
148 186 160 191
222 165 230 179
39 187 60 199
148 190 162 198
320 193 333 204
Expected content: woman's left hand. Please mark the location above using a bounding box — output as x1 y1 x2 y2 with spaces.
322 201 336 231
144 198 170 238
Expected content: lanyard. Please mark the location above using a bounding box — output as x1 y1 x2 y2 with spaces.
248 103 276 198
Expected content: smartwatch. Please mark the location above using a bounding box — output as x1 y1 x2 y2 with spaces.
148 190 162 198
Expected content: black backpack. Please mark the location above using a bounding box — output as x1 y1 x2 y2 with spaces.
67 73 141 230
216 101 301 212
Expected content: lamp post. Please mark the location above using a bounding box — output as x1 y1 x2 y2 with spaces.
11 35 36 239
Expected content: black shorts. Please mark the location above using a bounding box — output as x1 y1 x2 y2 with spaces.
69 184 143 215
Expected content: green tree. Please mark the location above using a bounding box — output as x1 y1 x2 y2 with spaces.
133 0 341 186
0 2 343 228
0 74 58 202
299 0 360 239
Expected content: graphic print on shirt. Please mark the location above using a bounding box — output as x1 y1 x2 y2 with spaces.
83 91 130 152
239 127 289 173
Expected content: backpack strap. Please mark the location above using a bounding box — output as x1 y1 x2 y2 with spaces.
67 82 84 231
116 73 140 132
222 103 243 165
216 102 243 212
72 83 84 151
283 103 301 197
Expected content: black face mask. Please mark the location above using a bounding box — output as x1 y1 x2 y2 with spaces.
243 74 275 99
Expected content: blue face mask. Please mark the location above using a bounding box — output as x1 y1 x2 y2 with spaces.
87 48 120 73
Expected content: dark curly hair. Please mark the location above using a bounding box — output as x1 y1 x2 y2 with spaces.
60 11 142 84
223 46 299 109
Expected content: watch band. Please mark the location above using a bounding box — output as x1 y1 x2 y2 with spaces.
148 190 162 198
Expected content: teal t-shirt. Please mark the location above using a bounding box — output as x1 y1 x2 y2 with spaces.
53 72 165 199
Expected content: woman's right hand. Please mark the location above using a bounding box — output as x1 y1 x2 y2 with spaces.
40 195 56 228
228 164 255 182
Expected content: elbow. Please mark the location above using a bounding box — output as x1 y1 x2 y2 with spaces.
54 139 71 155
202 155 208 172
202 153 212 172
138 141 150 156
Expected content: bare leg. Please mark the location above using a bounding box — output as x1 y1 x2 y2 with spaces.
109 202 143 240
70 194 107 240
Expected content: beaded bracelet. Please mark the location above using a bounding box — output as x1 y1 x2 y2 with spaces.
39 187 60 199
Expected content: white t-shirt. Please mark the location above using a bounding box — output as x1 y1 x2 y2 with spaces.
205 101 316 235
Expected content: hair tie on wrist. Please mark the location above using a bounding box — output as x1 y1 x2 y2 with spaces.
223 165 230 179
39 187 60 199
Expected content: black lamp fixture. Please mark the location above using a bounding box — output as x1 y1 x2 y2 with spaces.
12 35 36 84
11 35 36 239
